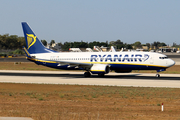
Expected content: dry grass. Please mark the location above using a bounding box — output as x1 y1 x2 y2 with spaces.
0 63 180 119
0 83 180 120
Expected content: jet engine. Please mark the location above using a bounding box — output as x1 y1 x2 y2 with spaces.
90 64 110 74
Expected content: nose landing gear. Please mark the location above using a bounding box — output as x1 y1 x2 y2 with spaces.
156 73 160 78
156 69 165 78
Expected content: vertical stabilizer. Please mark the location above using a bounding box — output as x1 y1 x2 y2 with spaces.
22 22 56 54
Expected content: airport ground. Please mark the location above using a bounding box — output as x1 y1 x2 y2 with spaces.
0 54 180 120
1 83 180 120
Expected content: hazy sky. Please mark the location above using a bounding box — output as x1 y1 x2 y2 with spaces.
0 0 180 45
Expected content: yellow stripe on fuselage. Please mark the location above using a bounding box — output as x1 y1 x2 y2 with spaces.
84 62 167 68
27 58 56 63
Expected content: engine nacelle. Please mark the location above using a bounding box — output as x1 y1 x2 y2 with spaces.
115 70 132 73
90 64 110 74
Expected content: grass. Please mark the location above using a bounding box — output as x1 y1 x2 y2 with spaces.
0 62 180 119
0 83 180 119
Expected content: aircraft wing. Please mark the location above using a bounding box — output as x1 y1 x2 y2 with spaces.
27 57 93 69
56 60 93 68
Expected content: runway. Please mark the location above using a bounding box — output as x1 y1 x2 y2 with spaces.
0 70 180 88
0 57 29 62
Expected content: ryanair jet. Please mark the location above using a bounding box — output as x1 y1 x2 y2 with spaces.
22 22 175 77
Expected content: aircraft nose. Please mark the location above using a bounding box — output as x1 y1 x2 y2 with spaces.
168 59 175 67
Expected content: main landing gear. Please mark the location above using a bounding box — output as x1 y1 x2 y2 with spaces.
84 71 91 77
84 72 105 77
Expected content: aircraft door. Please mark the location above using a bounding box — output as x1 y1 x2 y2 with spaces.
150 56 153 64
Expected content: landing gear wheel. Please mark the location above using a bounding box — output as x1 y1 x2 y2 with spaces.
156 74 160 78
98 73 105 77
84 72 91 77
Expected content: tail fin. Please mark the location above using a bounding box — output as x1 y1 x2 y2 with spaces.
23 46 31 58
21 22 57 54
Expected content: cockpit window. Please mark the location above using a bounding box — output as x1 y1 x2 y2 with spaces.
159 57 168 59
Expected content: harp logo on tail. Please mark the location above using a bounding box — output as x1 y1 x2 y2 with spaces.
26 34 37 49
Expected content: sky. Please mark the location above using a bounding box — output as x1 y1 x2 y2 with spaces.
0 0 180 45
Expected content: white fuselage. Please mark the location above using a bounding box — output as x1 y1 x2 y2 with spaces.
31 51 175 69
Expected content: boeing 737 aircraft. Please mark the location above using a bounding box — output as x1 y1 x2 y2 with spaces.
22 22 175 77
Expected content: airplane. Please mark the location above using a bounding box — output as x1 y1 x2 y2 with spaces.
21 22 175 77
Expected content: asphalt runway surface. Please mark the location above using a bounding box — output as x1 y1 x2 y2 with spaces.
0 57 29 62
0 70 180 88
168 55 180 58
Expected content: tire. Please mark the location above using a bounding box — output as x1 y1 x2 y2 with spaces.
84 72 91 77
156 74 160 78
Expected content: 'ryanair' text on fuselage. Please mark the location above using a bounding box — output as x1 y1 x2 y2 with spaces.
90 54 150 62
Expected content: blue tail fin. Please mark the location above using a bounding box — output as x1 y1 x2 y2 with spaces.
21 22 57 54
23 46 31 58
